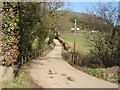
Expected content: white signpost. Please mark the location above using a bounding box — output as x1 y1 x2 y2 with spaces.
70 20 80 64
71 27 80 31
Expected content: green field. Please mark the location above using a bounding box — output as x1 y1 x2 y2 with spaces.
62 32 93 55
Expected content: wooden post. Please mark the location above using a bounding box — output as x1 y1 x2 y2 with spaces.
74 20 77 64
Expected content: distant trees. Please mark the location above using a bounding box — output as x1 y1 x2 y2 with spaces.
88 2 118 32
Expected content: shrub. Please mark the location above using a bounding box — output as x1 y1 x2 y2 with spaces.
89 31 119 67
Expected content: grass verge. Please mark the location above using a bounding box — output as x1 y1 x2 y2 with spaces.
74 65 118 84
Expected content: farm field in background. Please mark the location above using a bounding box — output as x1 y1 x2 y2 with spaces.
62 31 94 55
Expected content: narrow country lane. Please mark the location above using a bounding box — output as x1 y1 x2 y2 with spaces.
29 39 117 88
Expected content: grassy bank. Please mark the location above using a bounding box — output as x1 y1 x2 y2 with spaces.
74 65 118 84
62 32 93 55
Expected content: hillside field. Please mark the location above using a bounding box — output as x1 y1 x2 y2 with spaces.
61 31 93 55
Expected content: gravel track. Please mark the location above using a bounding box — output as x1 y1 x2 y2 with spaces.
29 39 117 88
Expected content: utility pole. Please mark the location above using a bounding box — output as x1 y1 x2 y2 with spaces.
73 19 77 64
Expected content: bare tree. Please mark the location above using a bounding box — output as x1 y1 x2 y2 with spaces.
87 2 118 32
